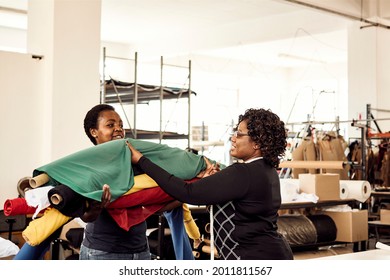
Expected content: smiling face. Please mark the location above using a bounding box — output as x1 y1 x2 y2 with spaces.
89 110 125 145
230 120 261 162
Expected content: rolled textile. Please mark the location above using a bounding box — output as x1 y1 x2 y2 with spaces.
22 207 71 246
339 180 371 203
46 174 161 218
306 214 337 243
24 186 53 219
125 173 159 194
108 181 201 237
108 173 168 230
32 138 207 201
4 198 36 216
47 185 87 217
17 177 32 197
44 175 184 233
45 176 200 238
107 187 174 231
109 187 172 208
339 183 349 200
29 173 50 188
45 174 173 228
277 214 317 246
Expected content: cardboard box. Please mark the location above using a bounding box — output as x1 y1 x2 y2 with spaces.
324 210 368 242
299 173 340 201
380 209 390 224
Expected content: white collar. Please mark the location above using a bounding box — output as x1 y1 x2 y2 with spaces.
244 157 263 163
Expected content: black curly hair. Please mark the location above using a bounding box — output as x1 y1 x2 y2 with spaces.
237 108 287 168
84 104 116 145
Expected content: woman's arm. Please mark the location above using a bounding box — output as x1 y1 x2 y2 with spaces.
127 141 246 205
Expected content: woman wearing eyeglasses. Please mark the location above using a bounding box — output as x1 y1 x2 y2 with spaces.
127 108 293 260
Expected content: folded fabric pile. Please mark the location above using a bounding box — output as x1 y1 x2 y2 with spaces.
18 138 208 246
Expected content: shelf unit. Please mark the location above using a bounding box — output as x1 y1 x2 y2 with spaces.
100 48 195 148
351 104 390 185
279 198 367 252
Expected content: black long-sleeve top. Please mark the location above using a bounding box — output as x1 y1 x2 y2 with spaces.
138 156 293 260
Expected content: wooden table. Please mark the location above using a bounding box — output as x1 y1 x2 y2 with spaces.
368 220 390 246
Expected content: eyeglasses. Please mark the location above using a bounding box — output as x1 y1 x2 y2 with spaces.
231 131 250 138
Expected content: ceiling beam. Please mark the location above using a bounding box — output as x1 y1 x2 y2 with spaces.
281 0 390 29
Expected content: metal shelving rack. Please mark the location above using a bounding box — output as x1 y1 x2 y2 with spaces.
101 47 194 148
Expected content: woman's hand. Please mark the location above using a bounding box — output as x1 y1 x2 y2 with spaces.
80 184 111 222
126 140 143 164
100 184 111 207
156 200 183 214
196 157 220 178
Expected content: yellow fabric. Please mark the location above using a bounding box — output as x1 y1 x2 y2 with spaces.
22 174 201 245
128 175 201 241
22 207 71 246
183 203 201 240
125 174 201 240
125 174 158 194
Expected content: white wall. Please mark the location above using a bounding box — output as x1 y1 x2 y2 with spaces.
0 26 26 53
348 22 390 139
0 51 44 207
27 0 102 161
0 0 102 210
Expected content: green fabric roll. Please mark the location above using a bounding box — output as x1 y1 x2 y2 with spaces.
33 138 206 201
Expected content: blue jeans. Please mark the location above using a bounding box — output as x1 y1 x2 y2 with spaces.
79 244 151 260
164 207 194 260
13 242 50 260
13 228 61 260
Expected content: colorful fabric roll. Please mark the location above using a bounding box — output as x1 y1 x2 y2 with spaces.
107 187 174 231
22 207 71 246
32 138 206 201
47 185 87 217
124 173 159 194
4 198 37 216
27 139 206 251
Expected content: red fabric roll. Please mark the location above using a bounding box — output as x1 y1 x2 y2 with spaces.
4 198 37 216
107 187 174 231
